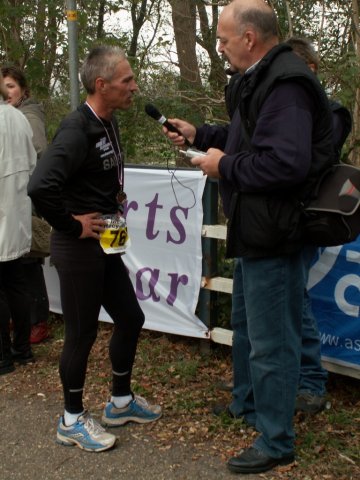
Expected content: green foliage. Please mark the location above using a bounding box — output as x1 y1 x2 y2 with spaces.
116 71 218 166
43 96 71 142
3 0 357 161
2 2 359 329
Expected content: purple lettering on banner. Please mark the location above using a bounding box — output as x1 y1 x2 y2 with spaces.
167 207 188 245
122 200 138 219
166 273 189 306
136 267 161 302
146 193 163 240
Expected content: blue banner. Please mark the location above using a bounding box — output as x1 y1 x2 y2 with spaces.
308 237 360 369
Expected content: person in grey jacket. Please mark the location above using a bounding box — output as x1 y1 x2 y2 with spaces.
0 70 37 374
2 66 50 344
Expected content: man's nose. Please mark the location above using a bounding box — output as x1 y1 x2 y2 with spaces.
131 81 139 92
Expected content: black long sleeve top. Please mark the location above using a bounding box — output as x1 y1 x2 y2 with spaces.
28 103 123 237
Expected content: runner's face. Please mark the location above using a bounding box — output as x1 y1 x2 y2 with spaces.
103 60 138 110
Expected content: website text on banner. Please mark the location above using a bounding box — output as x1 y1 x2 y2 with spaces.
44 167 208 338
308 239 360 370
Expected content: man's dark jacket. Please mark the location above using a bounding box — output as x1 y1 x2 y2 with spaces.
194 44 335 258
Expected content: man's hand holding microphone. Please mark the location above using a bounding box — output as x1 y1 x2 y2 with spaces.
145 104 224 178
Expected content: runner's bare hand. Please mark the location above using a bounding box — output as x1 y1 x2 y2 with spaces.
73 212 106 239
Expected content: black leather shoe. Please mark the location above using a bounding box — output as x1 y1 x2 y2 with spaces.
212 404 239 418
216 380 234 392
227 447 295 474
295 392 328 414
11 348 35 365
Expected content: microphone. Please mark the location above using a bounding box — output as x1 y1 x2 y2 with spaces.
145 103 192 146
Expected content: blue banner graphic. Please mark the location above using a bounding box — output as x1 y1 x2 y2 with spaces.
308 237 360 369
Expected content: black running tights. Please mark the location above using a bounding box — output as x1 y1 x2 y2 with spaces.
51 233 145 413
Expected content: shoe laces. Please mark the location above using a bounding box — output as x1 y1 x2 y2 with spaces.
133 395 149 408
82 413 106 436
133 395 162 414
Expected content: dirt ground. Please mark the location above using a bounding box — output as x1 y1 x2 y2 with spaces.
0 392 265 480
1 318 359 480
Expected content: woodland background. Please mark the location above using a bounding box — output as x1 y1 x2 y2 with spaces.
1 0 360 167
1 7 359 476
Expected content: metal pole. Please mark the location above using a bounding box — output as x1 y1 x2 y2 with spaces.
66 0 80 110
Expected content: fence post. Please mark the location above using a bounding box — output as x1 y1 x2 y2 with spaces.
198 178 219 333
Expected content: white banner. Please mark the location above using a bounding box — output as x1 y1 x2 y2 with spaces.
44 167 209 338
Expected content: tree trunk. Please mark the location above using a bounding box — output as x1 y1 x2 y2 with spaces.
96 0 106 38
2 0 24 66
43 1 59 95
349 0 360 166
196 0 226 92
168 0 202 89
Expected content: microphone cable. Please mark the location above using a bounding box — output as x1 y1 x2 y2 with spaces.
145 102 198 210
166 145 197 211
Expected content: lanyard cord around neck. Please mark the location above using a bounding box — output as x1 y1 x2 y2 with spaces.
85 101 124 192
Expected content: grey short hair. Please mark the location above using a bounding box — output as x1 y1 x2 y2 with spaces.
233 3 278 41
80 45 127 94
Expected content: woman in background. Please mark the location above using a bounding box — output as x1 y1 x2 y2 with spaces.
2 66 50 344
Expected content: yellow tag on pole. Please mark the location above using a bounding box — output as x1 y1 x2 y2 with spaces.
67 10 77 21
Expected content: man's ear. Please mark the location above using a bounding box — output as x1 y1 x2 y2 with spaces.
244 29 256 52
95 77 107 93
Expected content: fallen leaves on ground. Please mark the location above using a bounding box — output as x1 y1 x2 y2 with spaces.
1 315 359 479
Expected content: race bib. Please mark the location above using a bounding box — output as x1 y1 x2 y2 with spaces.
99 214 131 254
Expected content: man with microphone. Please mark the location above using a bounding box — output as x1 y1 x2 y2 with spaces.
163 0 334 474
